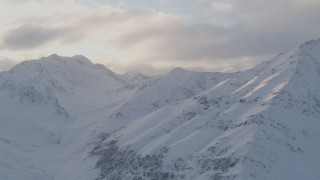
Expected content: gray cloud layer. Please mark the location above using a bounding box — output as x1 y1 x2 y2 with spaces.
0 57 16 72
2 25 68 50
109 0 320 66
2 24 84 50
1 8 160 50
1 0 320 73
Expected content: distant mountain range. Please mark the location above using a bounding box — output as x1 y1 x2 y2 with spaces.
1 39 320 180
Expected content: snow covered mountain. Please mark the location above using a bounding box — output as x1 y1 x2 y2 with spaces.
0 54 233 179
1 39 320 180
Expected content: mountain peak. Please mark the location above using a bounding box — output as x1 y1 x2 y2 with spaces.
298 38 320 56
71 55 92 64
2 54 120 97
169 67 188 73
165 67 191 78
47 53 60 59
299 38 320 48
41 54 93 65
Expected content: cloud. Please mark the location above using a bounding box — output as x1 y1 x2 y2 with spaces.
210 2 233 12
107 22 268 72
106 0 320 72
0 0 30 4
0 2 178 51
231 0 320 50
0 0 320 74
2 25 72 50
0 57 17 72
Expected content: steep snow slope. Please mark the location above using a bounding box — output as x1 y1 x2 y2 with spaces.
91 39 320 179
108 67 235 123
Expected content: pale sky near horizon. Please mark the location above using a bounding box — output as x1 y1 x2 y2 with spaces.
0 0 320 74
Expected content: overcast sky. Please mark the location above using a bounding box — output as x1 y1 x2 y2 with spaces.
0 0 320 74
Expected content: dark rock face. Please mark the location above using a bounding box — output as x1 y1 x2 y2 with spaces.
90 134 175 180
90 131 242 180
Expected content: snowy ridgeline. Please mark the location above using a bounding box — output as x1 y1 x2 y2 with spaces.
1 39 320 180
